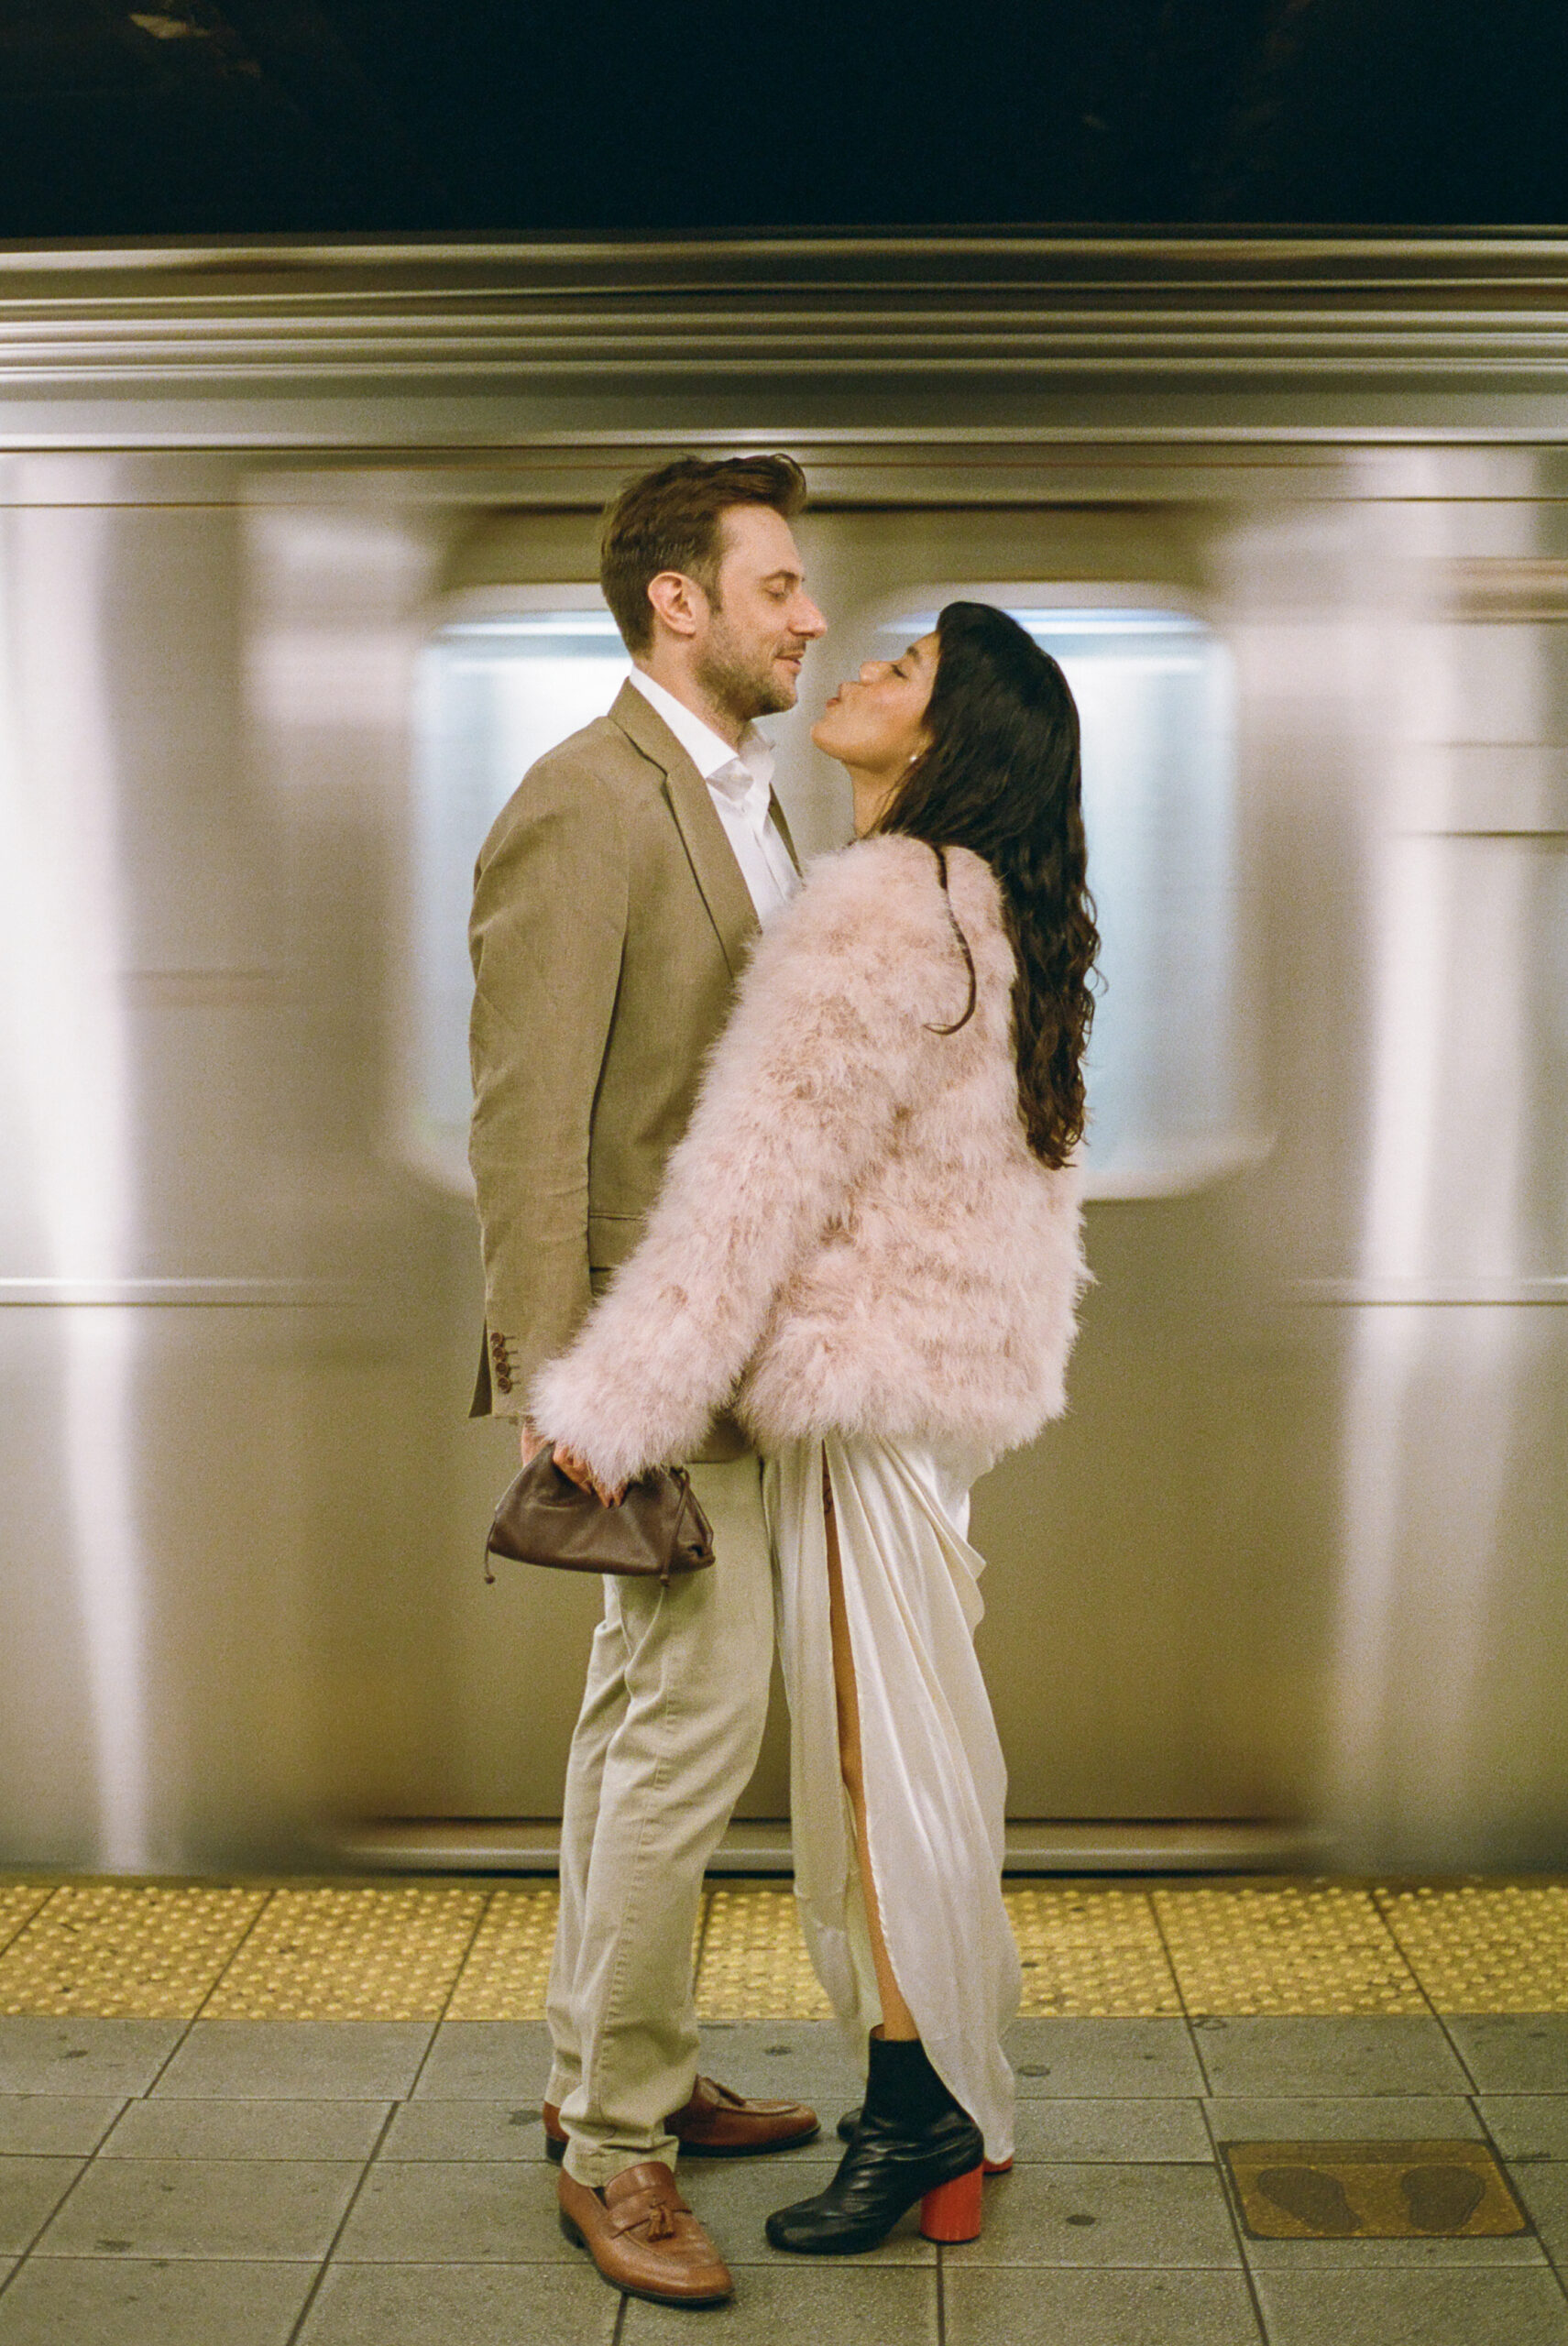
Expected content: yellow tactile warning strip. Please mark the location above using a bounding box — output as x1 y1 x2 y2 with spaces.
0 1884 267 2020
693 1884 833 2021
0 1882 53 1961
1223 2140 1528 2240
1009 1886 1182 2016
1153 1885 1428 2017
201 1885 485 2022
446 1886 560 2021
1377 1883 1568 2013
0 1874 1564 2022
443 1887 704 2023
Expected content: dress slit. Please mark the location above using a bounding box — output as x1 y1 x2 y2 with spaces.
766 1431 1020 2164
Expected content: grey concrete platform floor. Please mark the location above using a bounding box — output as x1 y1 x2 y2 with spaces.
1 2016 1567 2343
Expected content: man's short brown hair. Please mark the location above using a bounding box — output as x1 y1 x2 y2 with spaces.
599 454 807 655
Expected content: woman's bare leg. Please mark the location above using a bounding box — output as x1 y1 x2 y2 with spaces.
823 1460 917 2040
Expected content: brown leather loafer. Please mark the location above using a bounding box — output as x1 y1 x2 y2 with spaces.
543 2074 820 2162
558 2160 732 2306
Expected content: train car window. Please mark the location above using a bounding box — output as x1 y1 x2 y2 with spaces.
409 597 630 1188
873 598 1245 1199
411 588 1249 1203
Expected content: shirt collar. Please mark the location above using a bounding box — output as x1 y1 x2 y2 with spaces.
629 669 773 806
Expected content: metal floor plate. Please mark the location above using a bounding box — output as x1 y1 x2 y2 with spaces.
1223 2138 1530 2239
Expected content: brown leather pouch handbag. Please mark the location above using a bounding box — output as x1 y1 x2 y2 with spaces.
483 1448 716 1586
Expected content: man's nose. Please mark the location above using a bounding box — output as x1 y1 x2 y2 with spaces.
793 594 827 639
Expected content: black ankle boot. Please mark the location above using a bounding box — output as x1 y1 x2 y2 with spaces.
764 2034 984 2255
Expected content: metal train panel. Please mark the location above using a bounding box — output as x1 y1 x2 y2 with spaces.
0 240 1563 1873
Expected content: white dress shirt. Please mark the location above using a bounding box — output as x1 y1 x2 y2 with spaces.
629 670 799 925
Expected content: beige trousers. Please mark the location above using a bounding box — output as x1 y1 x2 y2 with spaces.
544 1453 774 2187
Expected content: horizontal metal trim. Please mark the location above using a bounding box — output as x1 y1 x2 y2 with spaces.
12 228 1568 255
10 351 1568 390
6 423 1568 461
7 231 1568 269
1292 1278 1568 1305
5 315 1568 340
0 1277 338 1306
326 1817 1326 1879
5 238 1568 392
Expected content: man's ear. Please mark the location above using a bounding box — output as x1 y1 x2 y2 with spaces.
645 570 706 641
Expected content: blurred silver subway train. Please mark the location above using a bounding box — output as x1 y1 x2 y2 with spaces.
0 235 1563 1879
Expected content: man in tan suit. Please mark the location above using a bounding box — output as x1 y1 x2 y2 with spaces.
468 455 827 2306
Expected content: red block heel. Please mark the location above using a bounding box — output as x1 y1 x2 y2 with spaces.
919 2163 984 2242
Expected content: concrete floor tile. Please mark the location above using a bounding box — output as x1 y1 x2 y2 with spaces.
0 2096 122 2155
1242 2232 1543 2271
620 2263 938 2343
675 2149 935 2266
333 2159 574 2264
1012 2097 1212 2163
409 2022 551 2100
945 2161 1241 2268
380 2099 551 2161
945 2265 1263 2344
1481 2095 1568 2163
0 2257 313 2346
102 2099 389 2161
1446 2019 1568 2094
295 2261 618 2345
154 2023 431 2100
0 2022 181 2099
674 2021 860 2111
0 2158 84 2254
1252 2266 1568 2345
1193 2020 1469 2099
1513 2164 1568 2263
34 2157 361 2260
1004 2019 1206 2098
1205 2096 1485 2144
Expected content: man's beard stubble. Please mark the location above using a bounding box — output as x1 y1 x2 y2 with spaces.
693 614 796 727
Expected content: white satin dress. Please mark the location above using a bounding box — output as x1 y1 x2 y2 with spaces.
764 1431 1020 2164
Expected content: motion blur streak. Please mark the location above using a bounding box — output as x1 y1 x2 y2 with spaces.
1330 483 1568 1869
0 503 150 1869
0 239 1563 1878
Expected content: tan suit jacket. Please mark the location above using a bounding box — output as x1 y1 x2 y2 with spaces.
467 678 797 1456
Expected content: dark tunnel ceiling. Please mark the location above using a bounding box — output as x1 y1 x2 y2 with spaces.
0 0 1563 238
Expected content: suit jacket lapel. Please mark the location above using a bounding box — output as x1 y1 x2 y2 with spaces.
610 679 760 979
769 790 801 874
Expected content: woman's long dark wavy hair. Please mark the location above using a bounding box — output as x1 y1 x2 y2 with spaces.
876 601 1100 1169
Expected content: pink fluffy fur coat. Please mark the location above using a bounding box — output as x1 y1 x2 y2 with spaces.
532 832 1087 1487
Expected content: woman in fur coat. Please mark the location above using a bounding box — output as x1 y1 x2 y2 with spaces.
533 601 1099 2254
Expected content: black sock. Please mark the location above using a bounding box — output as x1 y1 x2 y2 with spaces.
862 2034 966 2132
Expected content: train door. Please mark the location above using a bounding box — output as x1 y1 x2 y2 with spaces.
396 497 1322 1857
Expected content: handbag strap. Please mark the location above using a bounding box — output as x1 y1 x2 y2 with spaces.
664 1466 695 1581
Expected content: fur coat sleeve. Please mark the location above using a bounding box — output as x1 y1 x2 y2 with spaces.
530 835 967 1488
